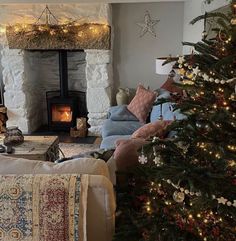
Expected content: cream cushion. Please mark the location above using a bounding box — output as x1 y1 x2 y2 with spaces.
0 155 110 180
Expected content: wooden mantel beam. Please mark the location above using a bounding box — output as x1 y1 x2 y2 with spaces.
0 0 185 4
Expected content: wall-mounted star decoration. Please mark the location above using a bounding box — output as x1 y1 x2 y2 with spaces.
136 11 160 38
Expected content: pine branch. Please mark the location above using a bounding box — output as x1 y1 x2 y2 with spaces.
190 12 231 25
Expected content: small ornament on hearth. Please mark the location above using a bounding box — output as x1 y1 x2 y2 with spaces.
173 191 185 203
3 126 24 146
70 117 87 138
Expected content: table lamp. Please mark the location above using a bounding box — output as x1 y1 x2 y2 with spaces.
155 57 175 76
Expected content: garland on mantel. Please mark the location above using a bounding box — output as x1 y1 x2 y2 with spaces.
5 5 111 50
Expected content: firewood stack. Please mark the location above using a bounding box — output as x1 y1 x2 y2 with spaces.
0 107 7 133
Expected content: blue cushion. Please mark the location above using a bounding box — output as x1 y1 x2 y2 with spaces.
100 135 131 149
101 119 143 138
108 105 138 121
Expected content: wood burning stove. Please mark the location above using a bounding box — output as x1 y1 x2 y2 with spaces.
47 50 87 131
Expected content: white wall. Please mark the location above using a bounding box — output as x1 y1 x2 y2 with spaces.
183 0 229 54
112 2 184 90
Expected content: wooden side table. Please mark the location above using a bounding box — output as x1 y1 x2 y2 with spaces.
0 136 59 162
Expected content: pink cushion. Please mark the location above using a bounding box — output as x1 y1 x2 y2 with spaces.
161 77 183 95
131 120 173 139
127 85 156 123
114 138 148 171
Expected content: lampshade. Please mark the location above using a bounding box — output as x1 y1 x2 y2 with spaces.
155 57 174 75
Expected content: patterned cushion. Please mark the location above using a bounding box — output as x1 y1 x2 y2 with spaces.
132 120 173 139
0 174 88 241
127 85 156 123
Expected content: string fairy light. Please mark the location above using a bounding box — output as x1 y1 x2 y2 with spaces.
162 178 236 208
5 5 111 50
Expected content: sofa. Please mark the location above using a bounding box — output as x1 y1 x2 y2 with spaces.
100 89 185 150
0 155 116 241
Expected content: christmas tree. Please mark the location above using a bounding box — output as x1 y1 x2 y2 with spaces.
114 1 236 241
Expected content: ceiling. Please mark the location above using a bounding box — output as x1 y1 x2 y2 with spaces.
0 0 185 4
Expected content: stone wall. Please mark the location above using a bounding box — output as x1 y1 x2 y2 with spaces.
0 3 113 135
85 50 112 136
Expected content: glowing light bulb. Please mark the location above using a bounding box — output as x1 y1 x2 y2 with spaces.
78 32 84 37
215 153 221 159
146 206 151 212
38 26 44 31
50 30 56 35
14 26 20 33
0 27 5 34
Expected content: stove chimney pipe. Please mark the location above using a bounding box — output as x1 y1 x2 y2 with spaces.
58 50 69 98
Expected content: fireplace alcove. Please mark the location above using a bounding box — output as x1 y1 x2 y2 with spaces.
25 49 87 132
45 49 87 131
1 3 113 136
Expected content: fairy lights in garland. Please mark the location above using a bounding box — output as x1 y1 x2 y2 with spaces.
177 56 236 85
145 180 233 240
5 5 111 50
138 136 236 211
139 157 236 209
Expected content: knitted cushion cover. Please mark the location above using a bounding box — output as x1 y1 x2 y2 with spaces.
127 85 156 123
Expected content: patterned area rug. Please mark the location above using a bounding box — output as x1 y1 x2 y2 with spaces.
59 143 100 158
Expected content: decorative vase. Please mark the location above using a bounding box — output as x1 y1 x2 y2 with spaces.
116 88 130 105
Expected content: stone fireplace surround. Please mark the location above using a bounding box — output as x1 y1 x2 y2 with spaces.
0 3 113 136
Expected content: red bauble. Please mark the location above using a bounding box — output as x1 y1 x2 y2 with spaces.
212 226 220 237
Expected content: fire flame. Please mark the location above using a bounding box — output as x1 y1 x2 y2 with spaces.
52 105 72 123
